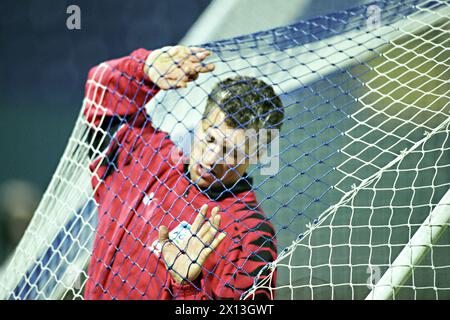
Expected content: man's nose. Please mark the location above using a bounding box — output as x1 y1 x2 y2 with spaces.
202 144 224 167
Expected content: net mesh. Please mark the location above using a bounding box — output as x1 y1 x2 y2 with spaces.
0 0 449 300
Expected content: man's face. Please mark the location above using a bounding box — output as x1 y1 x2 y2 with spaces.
189 107 250 189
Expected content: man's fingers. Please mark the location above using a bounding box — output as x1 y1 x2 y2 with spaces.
188 47 210 55
165 62 213 82
158 225 169 244
210 232 227 250
181 64 197 77
147 46 214 89
198 205 222 239
193 205 221 240
192 204 208 233
158 78 187 90
197 204 214 238
166 67 191 82
157 48 214 88
180 62 214 77
200 232 227 260
199 204 209 216
201 211 221 244
189 51 211 63
192 63 215 74
195 204 210 237
172 47 210 65
197 218 211 239
212 206 219 213
185 47 211 65
189 46 209 52
210 207 220 228
189 55 212 66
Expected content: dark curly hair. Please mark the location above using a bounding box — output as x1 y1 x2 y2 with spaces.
204 76 284 134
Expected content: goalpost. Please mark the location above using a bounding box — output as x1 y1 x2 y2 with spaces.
0 0 448 300
366 189 450 300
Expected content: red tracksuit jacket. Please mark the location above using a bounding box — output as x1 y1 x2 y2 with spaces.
83 49 277 300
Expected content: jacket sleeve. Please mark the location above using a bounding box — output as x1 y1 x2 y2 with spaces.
83 48 159 128
83 49 161 188
170 210 278 300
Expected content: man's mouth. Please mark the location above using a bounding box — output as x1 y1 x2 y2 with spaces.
194 163 217 182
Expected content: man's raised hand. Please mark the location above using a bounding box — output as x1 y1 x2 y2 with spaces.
144 46 215 90
158 204 226 285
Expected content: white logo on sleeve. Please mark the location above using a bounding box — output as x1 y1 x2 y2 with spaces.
149 221 192 256
143 192 155 206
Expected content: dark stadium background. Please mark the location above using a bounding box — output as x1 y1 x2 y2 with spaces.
0 0 211 189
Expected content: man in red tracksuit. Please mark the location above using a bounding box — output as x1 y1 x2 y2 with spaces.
83 46 284 300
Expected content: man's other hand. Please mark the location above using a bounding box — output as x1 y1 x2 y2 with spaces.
145 46 215 90
158 204 226 285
